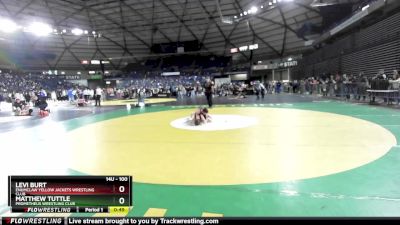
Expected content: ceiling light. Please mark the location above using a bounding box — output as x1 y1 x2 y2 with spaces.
234 16 237 19
91 60 100 65
0 19 18 33
240 13 243 16
72 28 83 35
249 44 258 50
261 5 264 8
92 31 96 35
84 30 88 34
244 11 248 15
62 29 66 33
27 22 52 36
362 5 370 11
250 6 258 14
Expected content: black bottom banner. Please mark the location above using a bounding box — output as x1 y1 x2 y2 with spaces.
2 217 400 225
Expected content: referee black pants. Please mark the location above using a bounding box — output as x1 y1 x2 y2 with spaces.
205 93 213 108
95 95 101 106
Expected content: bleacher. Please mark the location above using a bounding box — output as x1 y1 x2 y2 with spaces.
124 55 231 77
355 12 400 48
342 40 398 77
144 58 161 69
293 10 400 78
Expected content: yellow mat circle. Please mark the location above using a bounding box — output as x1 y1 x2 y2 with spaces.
67 107 396 185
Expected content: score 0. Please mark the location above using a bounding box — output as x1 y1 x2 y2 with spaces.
113 185 128 205
116 184 129 205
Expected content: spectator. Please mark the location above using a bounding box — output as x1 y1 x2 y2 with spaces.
95 87 103 106
275 81 282 94
253 80 266 100
67 88 74 102
0 92 4 111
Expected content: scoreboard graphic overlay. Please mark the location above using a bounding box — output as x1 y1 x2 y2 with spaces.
2 176 223 225
8 176 132 213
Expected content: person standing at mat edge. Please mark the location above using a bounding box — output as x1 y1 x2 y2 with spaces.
95 87 103 106
204 78 214 108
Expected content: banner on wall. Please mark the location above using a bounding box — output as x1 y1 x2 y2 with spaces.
252 61 298 71
214 77 231 86
230 74 247 81
89 74 103 80
58 75 82 80
161 72 180 76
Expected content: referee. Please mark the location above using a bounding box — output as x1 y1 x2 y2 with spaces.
204 78 214 108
